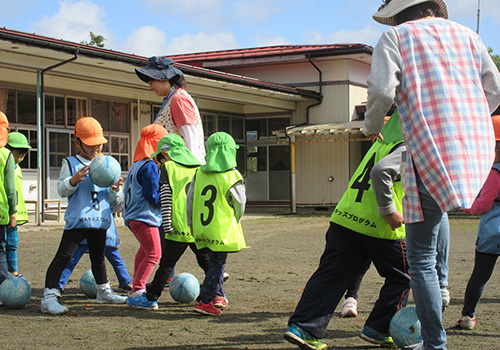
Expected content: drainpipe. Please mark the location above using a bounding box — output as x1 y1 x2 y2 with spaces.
285 54 323 213
36 47 79 224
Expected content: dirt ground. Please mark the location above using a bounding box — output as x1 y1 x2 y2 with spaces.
2 213 500 350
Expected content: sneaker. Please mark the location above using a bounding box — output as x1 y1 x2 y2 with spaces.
441 287 450 311
341 297 358 318
127 289 146 298
40 289 69 315
359 325 396 348
404 342 424 349
126 293 158 310
97 283 127 304
212 294 229 309
457 315 476 330
116 283 133 293
284 323 327 350
194 300 222 315
223 272 230 281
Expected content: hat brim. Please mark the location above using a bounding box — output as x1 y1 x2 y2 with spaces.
373 0 448 26
79 136 108 146
135 66 184 83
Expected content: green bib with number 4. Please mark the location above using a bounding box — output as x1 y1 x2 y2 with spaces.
331 140 405 240
192 169 246 252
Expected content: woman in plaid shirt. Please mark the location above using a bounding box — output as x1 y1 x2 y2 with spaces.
364 1 500 349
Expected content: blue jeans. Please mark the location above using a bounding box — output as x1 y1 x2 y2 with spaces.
405 177 449 350
59 245 131 290
6 224 18 272
436 212 449 288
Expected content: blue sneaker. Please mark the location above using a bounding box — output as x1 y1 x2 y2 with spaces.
359 325 396 348
126 293 158 310
284 323 327 350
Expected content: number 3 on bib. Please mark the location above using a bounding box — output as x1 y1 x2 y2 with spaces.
201 185 217 226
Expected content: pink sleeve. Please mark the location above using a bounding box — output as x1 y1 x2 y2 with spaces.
170 93 196 127
464 169 500 215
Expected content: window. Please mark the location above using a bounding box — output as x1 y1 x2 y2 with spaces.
91 99 130 132
45 95 65 126
17 91 37 125
67 97 87 126
109 135 129 171
201 112 244 141
246 116 291 141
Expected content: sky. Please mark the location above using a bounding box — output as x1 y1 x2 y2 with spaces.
1 0 500 58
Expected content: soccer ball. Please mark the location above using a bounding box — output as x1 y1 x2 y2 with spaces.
79 269 97 298
169 273 200 303
0 276 31 309
89 155 121 187
390 306 423 348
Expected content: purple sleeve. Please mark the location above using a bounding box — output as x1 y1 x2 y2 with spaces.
464 169 500 215
137 160 161 207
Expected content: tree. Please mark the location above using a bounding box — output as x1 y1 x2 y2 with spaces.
488 47 500 72
81 31 105 48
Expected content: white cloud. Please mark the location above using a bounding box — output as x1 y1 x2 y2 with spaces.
326 26 382 47
33 0 112 45
253 31 291 47
122 27 239 56
122 26 169 57
165 32 238 55
233 0 285 23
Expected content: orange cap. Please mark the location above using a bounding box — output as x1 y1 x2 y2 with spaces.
74 117 108 146
0 111 10 148
133 124 168 162
492 115 500 141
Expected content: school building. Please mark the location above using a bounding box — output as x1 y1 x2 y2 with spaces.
0 27 374 221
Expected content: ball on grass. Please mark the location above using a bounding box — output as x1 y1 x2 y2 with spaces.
169 273 200 304
390 306 423 348
79 269 97 298
0 276 31 309
89 155 121 188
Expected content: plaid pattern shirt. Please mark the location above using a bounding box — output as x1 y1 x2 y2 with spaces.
365 19 500 223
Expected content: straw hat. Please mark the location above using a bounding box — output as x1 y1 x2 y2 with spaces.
373 0 448 26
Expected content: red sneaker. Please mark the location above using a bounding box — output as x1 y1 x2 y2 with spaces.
212 295 229 309
194 301 222 315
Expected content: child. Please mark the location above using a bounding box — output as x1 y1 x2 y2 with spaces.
59 218 132 293
284 112 410 349
123 124 167 297
127 133 209 310
40 117 126 315
187 132 246 315
0 112 17 288
4 132 30 276
457 115 500 330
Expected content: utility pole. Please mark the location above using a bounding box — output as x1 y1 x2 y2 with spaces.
476 0 481 34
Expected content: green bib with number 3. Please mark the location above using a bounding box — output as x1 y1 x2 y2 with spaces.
331 139 405 240
192 169 246 252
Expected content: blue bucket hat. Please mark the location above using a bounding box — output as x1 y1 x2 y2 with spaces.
135 56 184 83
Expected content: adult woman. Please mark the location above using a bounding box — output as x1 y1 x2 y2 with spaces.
135 56 206 162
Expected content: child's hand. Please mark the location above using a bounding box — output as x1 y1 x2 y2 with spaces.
383 210 404 231
70 165 89 186
111 177 124 190
9 213 16 228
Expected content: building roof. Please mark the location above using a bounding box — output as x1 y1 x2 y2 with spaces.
0 27 320 100
170 44 373 68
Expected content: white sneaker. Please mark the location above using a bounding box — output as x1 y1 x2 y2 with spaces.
441 287 450 311
127 289 146 298
223 272 230 281
341 297 358 317
96 282 127 304
457 315 476 330
41 288 69 315
404 341 423 349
